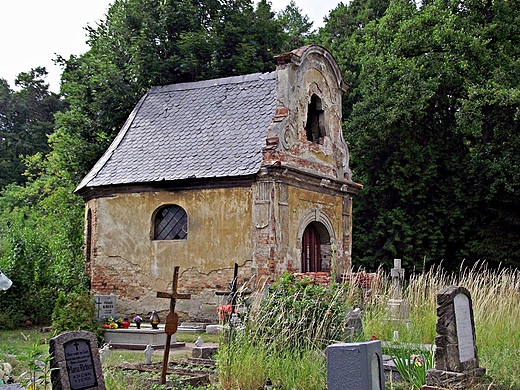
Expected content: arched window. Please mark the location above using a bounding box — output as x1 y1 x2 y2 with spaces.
153 205 188 240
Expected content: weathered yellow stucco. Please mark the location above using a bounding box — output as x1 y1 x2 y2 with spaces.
93 186 252 274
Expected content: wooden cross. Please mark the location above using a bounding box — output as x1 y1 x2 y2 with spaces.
156 266 191 385
215 263 252 324
215 263 240 314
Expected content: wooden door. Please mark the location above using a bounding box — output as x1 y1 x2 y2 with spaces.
302 224 321 272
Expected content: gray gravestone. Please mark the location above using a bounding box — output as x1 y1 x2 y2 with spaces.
426 286 485 388
49 331 106 390
386 259 409 320
327 340 385 390
344 308 363 341
93 295 116 321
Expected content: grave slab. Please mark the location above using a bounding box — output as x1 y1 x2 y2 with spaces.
103 328 184 350
205 324 225 334
177 322 206 333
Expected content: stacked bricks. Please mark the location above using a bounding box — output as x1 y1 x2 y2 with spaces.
293 272 332 286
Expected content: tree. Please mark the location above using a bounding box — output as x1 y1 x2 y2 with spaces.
318 0 390 118
277 0 315 52
0 68 65 189
341 0 520 270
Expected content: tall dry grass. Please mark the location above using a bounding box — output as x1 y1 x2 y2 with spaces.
217 264 520 389
363 262 520 387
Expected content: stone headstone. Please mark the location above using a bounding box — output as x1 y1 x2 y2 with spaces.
344 308 363 341
93 295 116 321
327 340 385 390
49 331 106 390
386 259 409 320
192 346 218 359
390 258 404 299
426 286 485 388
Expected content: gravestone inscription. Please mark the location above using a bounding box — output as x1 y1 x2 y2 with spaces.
49 331 106 390
425 286 485 389
93 295 116 321
454 293 475 363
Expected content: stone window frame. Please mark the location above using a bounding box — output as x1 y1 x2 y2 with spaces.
152 204 188 240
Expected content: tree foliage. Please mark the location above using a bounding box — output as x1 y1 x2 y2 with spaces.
325 0 520 270
0 68 65 189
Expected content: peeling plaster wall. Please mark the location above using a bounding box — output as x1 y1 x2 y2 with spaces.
87 187 254 320
251 180 350 287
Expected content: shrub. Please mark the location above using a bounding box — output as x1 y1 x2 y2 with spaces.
249 272 353 350
51 290 104 343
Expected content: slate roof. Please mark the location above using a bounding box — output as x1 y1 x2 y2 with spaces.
76 72 277 191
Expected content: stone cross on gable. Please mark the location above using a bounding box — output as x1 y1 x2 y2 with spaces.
156 266 191 385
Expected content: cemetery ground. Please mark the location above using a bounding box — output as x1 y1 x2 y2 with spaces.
1 263 520 389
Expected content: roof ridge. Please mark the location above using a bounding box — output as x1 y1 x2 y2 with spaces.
149 71 276 94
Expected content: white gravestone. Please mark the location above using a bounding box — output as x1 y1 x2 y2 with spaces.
94 295 116 320
454 293 476 363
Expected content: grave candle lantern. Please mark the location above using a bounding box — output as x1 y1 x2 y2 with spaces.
150 310 160 329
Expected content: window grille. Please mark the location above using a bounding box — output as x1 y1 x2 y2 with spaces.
154 205 188 240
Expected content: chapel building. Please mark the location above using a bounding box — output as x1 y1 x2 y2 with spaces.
75 45 362 319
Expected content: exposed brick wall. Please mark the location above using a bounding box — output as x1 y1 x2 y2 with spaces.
293 271 381 291
294 272 332 286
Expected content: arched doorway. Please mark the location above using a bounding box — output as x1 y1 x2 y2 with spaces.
297 209 336 274
301 221 332 273
302 224 321 272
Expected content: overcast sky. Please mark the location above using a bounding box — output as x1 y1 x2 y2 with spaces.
0 0 341 93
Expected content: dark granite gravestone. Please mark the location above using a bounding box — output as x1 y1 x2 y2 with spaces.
49 331 105 390
425 286 485 389
327 340 385 390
